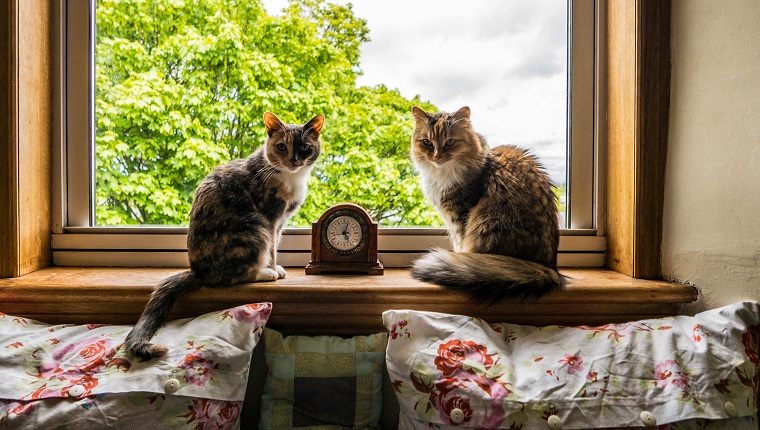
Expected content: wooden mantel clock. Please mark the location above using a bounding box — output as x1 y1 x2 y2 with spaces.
305 203 384 275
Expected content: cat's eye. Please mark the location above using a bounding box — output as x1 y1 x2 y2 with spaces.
421 139 433 147
444 139 456 147
276 143 287 152
299 143 310 151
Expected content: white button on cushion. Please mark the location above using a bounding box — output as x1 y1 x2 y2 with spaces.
724 401 738 417
164 378 181 394
449 407 465 424
640 411 657 426
67 384 85 398
547 414 562 429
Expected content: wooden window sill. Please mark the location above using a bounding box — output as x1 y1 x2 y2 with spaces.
0 267 698 334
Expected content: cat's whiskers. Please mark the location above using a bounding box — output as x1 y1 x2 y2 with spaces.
252 164 279 187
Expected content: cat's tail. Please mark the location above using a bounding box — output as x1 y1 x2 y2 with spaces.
125 270 203 360
411 249 563 303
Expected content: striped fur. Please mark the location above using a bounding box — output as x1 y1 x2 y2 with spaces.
125 112 323 360
410 106 561 302
124 271 202 359
411 250 562 303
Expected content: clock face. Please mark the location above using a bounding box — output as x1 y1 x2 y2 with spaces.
326 215 364 253
306 203 383 275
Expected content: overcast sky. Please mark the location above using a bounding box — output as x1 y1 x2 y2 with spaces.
262 0 568 183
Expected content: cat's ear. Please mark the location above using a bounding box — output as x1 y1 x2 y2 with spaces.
305 114 324 134
263 111 286 137
452 106 471 121
412 106 431 125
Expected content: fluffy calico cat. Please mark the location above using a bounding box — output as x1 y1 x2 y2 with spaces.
410 106 562 302
125 112 324 359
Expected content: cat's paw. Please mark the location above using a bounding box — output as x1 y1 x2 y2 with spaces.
254 268 279 282
275 265 287 279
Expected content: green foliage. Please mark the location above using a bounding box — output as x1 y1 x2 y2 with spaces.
294 86 440 226
95 0 442 227
554 183 566 214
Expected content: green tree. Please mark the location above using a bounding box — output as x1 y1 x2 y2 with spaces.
95 0 442 227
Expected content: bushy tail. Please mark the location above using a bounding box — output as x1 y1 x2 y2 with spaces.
125 271 202 360
411 249 562 303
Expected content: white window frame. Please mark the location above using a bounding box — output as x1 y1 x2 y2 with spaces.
51 0 606 268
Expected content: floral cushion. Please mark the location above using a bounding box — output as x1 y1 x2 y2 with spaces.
383 301 760 430
259 328 387 429
0 303 272 429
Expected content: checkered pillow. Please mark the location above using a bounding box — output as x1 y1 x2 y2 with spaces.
259 328 387 429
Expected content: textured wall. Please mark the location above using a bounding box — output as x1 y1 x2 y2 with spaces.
663 0 760 312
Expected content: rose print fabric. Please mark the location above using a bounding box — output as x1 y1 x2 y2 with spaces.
0 303 272 429
383 301 760 430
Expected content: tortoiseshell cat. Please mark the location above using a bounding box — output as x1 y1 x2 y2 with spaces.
125 112 324 359
410 106 562 302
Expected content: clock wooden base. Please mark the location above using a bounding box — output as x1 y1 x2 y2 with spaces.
305 260 384 275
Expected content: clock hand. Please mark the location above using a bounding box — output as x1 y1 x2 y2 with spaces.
342 224 349 240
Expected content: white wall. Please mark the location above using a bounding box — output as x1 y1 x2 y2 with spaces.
663 0 760 313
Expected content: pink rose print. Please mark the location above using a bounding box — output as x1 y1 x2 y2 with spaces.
38 337 114 378
435 339 494 376
653 359 690 393
182 399 241 430
421 339 511 427
390 319 410 339
26 385 56 401
558 354 584 375
1 400 35 419
434 383 473 425
24 337 126 400
434 376 508 428
61 374 100 398
221 303 271 325
182 352 217 386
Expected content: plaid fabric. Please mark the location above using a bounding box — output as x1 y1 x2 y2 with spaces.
259 328 387 429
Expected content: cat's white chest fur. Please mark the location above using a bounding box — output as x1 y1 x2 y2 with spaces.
278 166 313 205
416 161 470 208
415 161 473 250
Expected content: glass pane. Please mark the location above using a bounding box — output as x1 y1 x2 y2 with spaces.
95 0 567 227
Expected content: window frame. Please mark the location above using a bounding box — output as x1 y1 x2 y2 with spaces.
51 0 606 268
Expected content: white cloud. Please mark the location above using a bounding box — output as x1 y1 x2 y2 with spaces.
262 0 568 182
